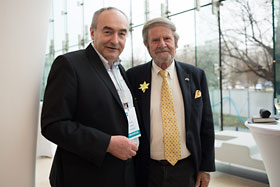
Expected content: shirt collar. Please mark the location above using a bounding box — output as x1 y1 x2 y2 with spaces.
152 60 176 79
91 42 121 70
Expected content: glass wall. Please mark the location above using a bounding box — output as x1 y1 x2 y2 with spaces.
195 3 220 129
220 0 274 130
41 0 275 131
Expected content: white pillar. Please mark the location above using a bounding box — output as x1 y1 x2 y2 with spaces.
0 1 50 187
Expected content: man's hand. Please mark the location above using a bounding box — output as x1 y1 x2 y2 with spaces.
195 171 210 187
107 136 138 160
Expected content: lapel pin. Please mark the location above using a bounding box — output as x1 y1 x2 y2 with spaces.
185 77 190 81
139 81 150 93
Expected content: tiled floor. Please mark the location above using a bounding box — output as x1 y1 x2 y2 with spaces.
36 157 269 187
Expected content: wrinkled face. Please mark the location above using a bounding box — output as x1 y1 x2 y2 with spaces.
146 25 176 69
90 10 128 64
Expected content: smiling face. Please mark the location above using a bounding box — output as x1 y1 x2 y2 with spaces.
146 25 176 70
90 9 128 66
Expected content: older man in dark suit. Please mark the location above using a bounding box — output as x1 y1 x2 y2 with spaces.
41 7 140 187
127 17 215 187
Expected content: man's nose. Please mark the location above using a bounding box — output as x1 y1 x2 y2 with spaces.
158 38 166 47
110 33 119 44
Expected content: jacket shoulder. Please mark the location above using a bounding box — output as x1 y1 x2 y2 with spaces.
63 49 87 62
127 62 150 74
52 49 89 70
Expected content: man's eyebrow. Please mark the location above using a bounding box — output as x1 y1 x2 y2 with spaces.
102 26 128 33
102 26 114 31
119 28 128 33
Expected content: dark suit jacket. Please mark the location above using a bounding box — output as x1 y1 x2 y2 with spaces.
41 44 135 187
127 60 215 187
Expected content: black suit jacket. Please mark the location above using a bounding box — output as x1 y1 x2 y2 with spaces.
127 61 215 187
41 44 135 187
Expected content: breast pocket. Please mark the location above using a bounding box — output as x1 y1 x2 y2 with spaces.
191 97 203 119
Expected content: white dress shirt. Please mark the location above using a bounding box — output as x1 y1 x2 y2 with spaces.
92 44 139 144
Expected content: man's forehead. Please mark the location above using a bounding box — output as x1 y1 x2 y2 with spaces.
149 27 172 36
97 10 128 30
98 9 127 22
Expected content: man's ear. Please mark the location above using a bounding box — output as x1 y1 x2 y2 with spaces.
90 27 94 41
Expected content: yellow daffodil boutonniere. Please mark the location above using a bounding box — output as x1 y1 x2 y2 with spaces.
139 81 150 93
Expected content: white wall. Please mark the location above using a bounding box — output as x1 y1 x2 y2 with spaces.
0 1 50 186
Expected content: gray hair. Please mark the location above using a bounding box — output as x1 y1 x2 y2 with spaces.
142 17 179 48
90 7 128 30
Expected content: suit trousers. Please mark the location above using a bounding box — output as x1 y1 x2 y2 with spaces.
148 156 195 187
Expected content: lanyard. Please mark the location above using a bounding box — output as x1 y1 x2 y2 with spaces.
109 66 129 109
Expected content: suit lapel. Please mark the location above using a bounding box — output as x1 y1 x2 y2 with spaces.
85 44 123 108
119 65 130 91
175 61 192 130
140 62 152 140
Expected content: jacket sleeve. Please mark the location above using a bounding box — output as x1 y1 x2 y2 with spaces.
41 55 110 167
